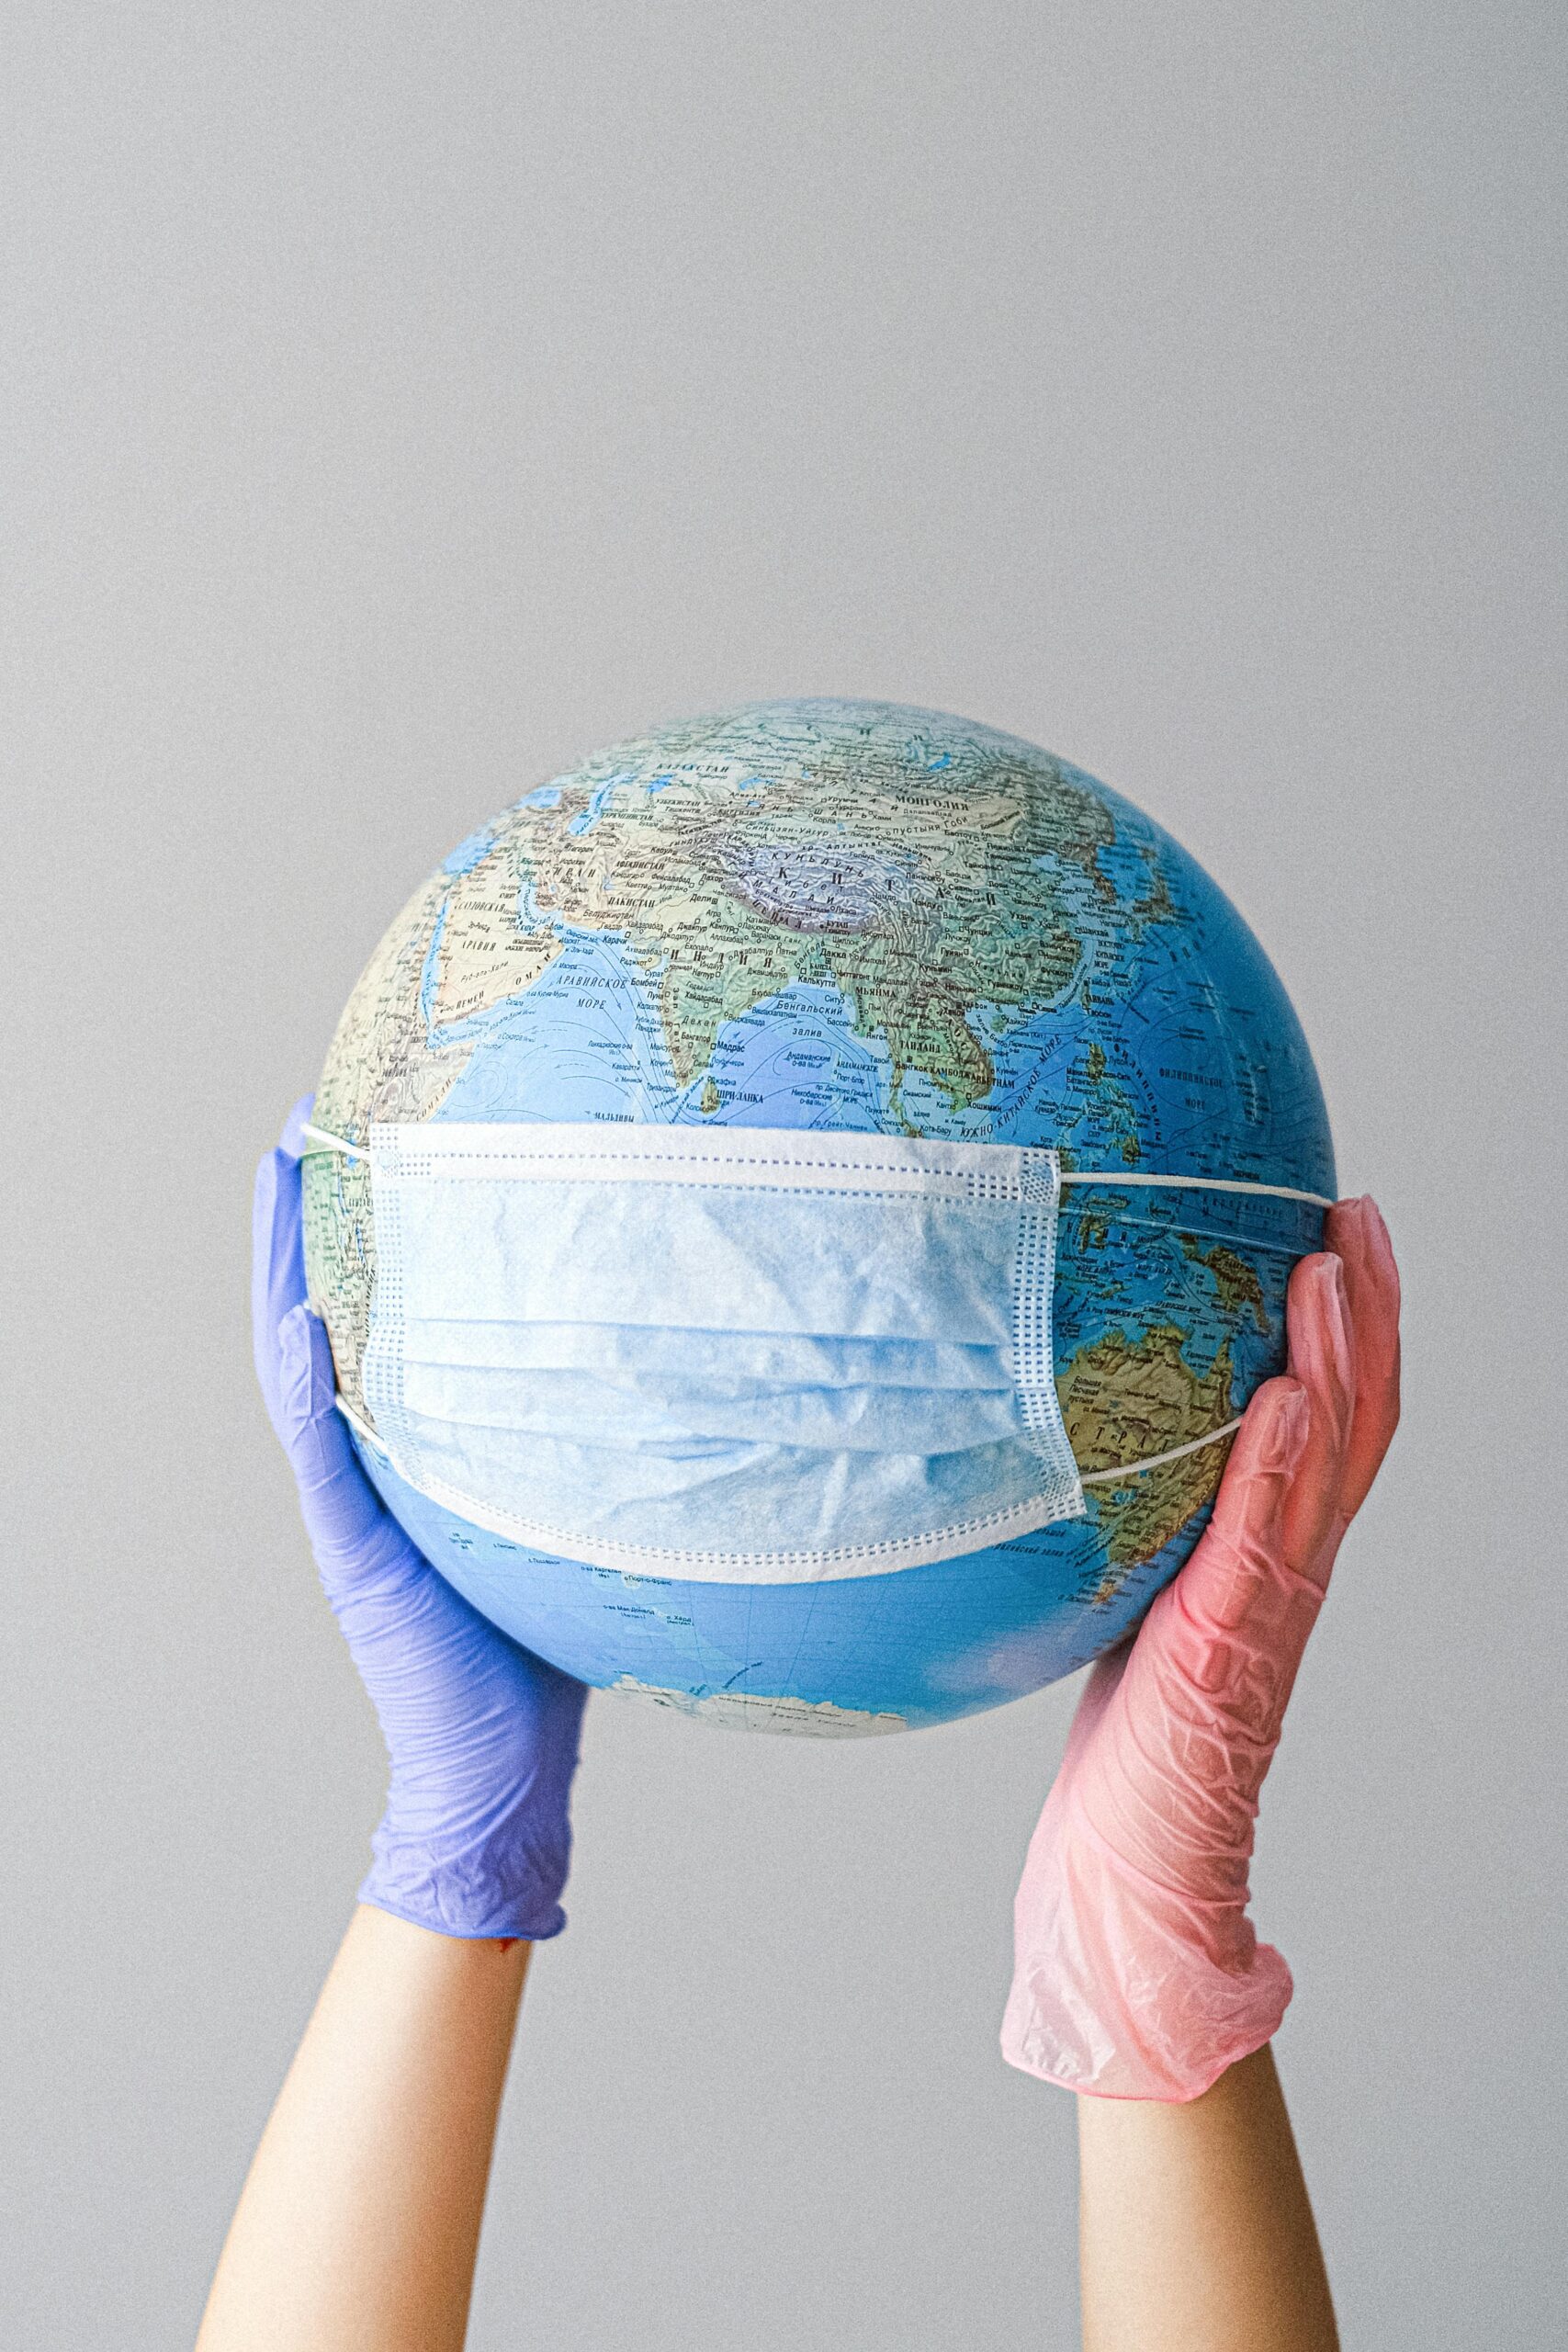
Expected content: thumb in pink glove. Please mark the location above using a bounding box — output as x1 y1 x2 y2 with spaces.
1002 1196 1401 2101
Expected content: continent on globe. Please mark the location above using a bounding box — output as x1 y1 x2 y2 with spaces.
610 1679 908 1736
303 698 1334 1734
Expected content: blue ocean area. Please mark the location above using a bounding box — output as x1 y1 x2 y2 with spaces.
352 1421 1207 1730
677 981 893 1131
431 928 688 1125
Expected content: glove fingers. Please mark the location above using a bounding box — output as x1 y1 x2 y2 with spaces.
249 1105 586 1946
1005 1263 1368 2105
277 1091 317 1158
251 1100 318 1413
1281 1253 1356 1587
1179 1377 1307 1634
276 1303 397 1571
1325 1195 1402 1519
251 1146 308 1437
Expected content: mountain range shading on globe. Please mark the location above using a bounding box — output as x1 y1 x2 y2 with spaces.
301 698 1333 1734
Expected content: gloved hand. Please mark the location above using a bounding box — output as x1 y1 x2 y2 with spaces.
1002 1196 1401 2101
253 1097 589 1941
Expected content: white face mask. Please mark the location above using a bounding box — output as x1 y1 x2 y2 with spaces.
305 1120 1331 1587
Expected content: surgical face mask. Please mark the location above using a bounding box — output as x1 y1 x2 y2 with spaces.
303 1120 1331 1586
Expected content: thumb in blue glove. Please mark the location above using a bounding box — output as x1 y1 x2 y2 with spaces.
253 1097 588 1941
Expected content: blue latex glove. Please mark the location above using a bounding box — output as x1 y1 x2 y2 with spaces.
252 1096 588 1940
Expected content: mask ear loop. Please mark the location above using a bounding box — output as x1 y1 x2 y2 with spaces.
1078 1418 1243 1487
1057 1170 1335 1210
1056 1165 1332 1485
301 1122 366 1159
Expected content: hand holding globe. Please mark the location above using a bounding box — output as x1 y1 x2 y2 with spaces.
231 700 1403 2352
248 695 1401 2104
252 1099 1400 2104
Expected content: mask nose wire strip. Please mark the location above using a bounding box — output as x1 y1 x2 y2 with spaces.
302 1125 1334 1208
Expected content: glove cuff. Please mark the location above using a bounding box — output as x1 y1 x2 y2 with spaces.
1000 1814 1292 2102
357 1879 568 1942
359 1823 570 1943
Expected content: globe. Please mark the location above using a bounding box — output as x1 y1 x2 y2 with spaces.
302 698 1333 1735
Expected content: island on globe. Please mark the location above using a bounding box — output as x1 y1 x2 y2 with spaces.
301 698 1333 1735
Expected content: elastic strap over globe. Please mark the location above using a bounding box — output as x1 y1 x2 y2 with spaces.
1078 1417 1244 1486
1057 1170 1335 1210
303 1122 367 1159
301 1123 1336 1209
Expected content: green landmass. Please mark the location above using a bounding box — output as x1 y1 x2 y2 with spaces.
1179 1233 1269 1333
510 740 1121 1114
1056 1322 1235 1582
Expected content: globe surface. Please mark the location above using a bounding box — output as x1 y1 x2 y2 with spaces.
302 699 1333 1734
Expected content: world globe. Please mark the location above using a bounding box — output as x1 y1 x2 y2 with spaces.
301 698 1333 1735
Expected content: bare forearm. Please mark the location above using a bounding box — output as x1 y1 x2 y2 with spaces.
1077 2045 1337 2352
197 1906 530 2352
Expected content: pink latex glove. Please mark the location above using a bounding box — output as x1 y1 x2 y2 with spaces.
1002 1197 1401 2102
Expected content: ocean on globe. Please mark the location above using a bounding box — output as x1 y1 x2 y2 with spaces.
301 698 1333 1736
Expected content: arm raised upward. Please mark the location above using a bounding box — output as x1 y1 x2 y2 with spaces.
1005 1197 1401 2350
197 1101 587 2352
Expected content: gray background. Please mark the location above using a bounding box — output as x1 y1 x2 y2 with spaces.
6 5 1564 2346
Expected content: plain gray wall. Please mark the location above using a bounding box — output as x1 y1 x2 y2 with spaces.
6 5 1564 2346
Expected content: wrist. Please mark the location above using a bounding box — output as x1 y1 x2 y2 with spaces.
351 1900 534 1965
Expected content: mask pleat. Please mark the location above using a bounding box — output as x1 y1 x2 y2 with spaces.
361 1124 1086 1579
394 1359 1025 1452
390 1181 1022 1347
